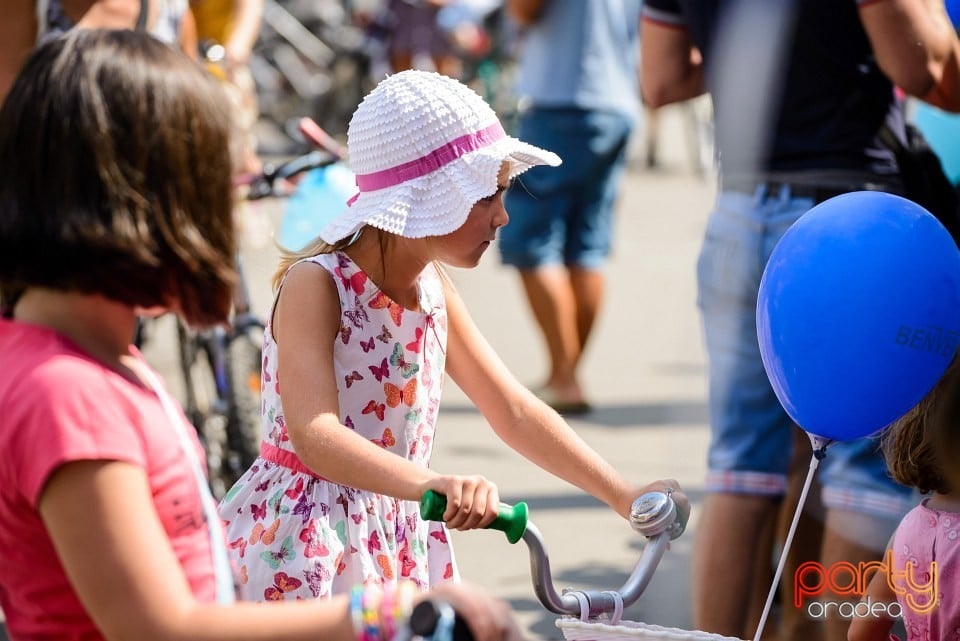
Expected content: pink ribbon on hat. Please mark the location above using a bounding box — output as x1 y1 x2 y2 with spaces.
347 121 506 205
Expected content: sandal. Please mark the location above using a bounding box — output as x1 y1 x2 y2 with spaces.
532 386 593 416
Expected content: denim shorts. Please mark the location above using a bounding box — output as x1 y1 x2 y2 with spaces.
699 185 918 519
498 107 633 269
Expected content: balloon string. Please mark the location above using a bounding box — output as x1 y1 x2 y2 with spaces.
752 450 823 641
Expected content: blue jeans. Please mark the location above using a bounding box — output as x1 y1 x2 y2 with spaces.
699 185 917 519
499 107 632 269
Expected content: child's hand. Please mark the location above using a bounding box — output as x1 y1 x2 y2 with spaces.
424 475 501 531
419 581 524 641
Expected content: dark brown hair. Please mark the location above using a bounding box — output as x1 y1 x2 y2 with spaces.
0 29 237 327
883 352 960 494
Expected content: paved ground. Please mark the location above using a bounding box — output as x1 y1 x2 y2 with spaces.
0 104 716 641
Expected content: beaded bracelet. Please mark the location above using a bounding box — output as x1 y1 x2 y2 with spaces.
382 580 417 640
350 580 419 641
350 585 365 641
363 583 384 641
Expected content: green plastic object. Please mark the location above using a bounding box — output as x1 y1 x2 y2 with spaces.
420 490 529 544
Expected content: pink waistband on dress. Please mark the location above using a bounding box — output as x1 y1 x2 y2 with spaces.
353 122 506 196
260 441 328 480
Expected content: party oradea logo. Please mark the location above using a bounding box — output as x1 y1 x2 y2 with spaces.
793 551 938 619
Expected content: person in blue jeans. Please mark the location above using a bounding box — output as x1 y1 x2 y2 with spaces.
498 0 639 414
641 1 960 640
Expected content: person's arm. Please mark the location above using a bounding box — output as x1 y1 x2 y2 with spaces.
443 280 690 521
273 261 500 529
859 0 960 112
72 0 143 29
640 16 706 108
505 0 545 27
40 459 355 641
224 0 263 66
179 6 199 59
0 0 38 106
847 547 899 641
39 459 520 641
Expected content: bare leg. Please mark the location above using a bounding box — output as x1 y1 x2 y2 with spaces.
432 55 462 79
518 266 585 405
746 430 827 641
693 492 779 638
820 510 899 641
390 53 413 73
776 430 825 641
645 106 660 168
745 504 779 641
568 266 604 360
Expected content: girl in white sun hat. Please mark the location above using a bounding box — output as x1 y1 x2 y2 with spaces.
219 69 690 601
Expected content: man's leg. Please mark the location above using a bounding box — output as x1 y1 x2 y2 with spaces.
569 266 604 366
745 501 778 641
693 492 779 637
819 510 900 641
693 190 816 638
815 435 916 641
774 430 825 641
518 266 586 405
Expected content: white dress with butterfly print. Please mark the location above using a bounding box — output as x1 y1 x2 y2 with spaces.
219 251 457 601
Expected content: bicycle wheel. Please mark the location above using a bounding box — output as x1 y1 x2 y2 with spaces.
224 325 264 476
178 321 233 499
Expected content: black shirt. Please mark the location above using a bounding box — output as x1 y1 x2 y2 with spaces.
643 0 904 178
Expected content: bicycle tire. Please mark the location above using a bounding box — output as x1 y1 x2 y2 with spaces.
224 325 264 476
178 321 233 499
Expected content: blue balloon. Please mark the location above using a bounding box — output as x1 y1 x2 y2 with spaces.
757 192 960 441
278 162 356 252
947 0 960 28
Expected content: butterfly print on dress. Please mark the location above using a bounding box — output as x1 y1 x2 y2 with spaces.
343 296 370 328
264 571 302 601
370 291 404 327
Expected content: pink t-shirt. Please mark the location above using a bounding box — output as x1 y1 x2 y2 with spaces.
0 319 218 640
891 499 960 641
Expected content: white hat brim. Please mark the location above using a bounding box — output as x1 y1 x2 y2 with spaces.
319 135 561 244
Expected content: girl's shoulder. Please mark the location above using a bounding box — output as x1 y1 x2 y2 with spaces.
277 253 342 287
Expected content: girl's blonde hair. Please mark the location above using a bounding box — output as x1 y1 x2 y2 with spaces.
272 236 354 291
883 352 960 494
271 228 453 295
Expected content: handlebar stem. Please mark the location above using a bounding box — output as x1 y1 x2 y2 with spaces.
522 522 670 617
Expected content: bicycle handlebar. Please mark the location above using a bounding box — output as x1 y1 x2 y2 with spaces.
238 150 341 200
419 489 680 618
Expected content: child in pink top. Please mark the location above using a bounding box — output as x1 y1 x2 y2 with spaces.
0 28 520 641
849 356 960 641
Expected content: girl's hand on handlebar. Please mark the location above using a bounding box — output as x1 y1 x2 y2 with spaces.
423 475 500 531
632 478 690 535
420 581 525 641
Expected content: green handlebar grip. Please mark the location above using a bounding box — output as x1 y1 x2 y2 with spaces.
420 490 529 544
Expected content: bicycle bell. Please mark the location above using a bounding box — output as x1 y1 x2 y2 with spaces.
628 490 683 540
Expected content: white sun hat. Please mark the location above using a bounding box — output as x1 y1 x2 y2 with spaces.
319 69 561 244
